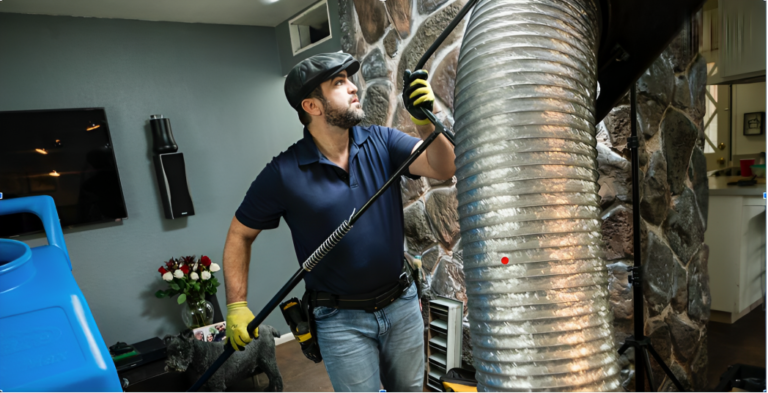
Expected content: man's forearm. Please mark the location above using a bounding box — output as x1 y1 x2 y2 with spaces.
223 235 253 304
416 122 456 180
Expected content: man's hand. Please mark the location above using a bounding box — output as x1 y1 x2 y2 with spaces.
403 68 455 180
402 69 435 126
225 301 259 351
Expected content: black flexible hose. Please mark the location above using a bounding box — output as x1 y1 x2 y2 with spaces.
415 0 480 70
411 0 477 142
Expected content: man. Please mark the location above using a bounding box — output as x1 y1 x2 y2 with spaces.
213 323 226 342
222 52 455 391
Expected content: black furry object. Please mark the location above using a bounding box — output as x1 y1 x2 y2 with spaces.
164 325 283 391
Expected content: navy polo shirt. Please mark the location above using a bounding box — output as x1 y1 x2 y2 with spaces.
235 125 421 295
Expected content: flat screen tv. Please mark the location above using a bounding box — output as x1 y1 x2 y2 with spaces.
0 108 128 237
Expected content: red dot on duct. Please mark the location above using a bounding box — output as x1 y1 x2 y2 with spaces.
501 257 509 265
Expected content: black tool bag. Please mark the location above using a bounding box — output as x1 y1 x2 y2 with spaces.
440 368 478 392
279 295 322 363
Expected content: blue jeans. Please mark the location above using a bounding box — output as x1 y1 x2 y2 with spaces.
312 282 425 392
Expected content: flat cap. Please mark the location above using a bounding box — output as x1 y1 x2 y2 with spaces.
284 52 360 111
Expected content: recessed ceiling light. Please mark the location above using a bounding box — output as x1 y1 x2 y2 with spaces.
49 171 60 177
35 148 48 155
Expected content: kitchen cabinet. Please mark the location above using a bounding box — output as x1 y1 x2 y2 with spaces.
706 177 766 323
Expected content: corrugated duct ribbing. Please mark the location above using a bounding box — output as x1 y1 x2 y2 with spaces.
453 0 622 390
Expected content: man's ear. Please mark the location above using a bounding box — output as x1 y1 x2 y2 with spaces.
301 97 323 118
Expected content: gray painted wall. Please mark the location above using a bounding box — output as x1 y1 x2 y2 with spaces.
0 12 306 345
275 0 342 76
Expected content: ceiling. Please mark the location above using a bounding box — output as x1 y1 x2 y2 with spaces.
0 0 318 27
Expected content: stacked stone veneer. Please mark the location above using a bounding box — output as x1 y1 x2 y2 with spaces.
599 32 712 391
339 0 710 389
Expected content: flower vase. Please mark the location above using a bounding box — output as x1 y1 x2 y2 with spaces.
181 299 214 329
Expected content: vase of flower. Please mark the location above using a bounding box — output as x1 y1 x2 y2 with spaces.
181 298 214 329
154 255 221 328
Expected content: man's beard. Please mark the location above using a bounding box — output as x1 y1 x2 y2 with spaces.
323 99 365 129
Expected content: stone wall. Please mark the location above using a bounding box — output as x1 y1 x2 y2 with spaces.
339 0 710 389
600 31 711 390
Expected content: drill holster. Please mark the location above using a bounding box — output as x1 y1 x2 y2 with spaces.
279 294 322 363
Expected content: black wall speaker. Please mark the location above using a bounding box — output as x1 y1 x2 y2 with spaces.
150 115 195 219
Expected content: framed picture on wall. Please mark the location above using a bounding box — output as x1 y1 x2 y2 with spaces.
743 112 764 136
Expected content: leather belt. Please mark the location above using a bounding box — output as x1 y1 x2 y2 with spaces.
308 261 414 313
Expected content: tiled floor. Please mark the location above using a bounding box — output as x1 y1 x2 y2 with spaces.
238 307 766 391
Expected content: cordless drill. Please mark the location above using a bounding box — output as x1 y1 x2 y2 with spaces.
280 298 322 363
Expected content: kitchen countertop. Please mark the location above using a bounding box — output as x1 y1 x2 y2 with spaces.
708 176 766 196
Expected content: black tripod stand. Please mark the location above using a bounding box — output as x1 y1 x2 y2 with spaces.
617 83 686 392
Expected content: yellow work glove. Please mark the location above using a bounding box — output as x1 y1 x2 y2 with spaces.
402 69 435 126
226 301 259 351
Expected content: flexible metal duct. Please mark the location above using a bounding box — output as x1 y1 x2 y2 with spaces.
453 0 621 390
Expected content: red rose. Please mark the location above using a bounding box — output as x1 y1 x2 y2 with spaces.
201 256 212 267
158 267 168 275
180 265 190 275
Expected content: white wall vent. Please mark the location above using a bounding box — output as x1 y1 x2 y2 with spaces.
426 297 463 391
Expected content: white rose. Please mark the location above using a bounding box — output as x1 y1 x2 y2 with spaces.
173 269 184 279
162 272 173 281
210 263 221 272
201 271 211 280
190 272 199 281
